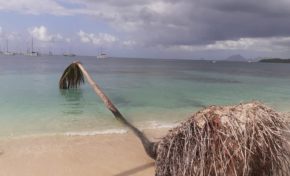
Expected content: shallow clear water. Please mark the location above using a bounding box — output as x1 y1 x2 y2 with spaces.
1 55 290 137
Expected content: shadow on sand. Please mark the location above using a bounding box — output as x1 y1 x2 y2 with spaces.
113 162 155 176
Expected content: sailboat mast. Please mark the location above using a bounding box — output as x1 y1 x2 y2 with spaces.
6 39 8 52
31 38 34 53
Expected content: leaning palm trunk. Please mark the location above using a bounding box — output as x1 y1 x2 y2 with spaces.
59 61 157 159
59 61 290 175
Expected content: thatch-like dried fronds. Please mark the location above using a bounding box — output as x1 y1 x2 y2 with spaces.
59 62 84 89
155 102 290 176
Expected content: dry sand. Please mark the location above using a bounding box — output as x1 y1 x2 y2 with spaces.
0 129 169 176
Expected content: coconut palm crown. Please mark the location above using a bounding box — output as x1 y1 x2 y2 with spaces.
59 62 84 89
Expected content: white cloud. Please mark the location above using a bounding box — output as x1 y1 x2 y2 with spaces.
205 37 290 51
0 0 104 16
122 40 137 47
0 0 74 15
78 30 118 46
0 26 20 40
206 38 256 50
29 26 66 42
65 38 71 43
69 0 290 54
1 0 290 58
0 0 173 31
147 1 172 14
75 0 175 31
174 36 290 52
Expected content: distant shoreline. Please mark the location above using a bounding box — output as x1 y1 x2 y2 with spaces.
259 58 290 63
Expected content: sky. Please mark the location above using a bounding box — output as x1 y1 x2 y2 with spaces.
0 0 290 59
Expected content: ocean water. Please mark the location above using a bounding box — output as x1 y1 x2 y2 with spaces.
1 55 290 137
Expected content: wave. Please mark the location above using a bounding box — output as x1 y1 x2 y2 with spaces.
64 129 128 136
0 121 179 139
64 121 177 136
141 121 179 130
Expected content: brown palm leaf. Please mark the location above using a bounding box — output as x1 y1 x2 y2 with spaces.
59 62 84 89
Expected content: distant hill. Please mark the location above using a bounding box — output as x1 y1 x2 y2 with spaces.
259 58 290 63
225 54 247 62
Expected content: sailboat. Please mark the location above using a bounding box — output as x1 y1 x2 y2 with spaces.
63 52 76 57
96 47 108 59
26 38 39 56
48 47 53 56
3 40 15 56
63 47 76 57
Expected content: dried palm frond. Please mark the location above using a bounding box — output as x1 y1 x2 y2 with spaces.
59 62 84 89
155 102 290 176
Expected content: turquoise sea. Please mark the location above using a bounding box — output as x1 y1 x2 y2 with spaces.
1 55 290 137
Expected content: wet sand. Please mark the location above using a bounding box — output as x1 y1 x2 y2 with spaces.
0 129 169 176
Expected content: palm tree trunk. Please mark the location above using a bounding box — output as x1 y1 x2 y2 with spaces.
76 62 157 159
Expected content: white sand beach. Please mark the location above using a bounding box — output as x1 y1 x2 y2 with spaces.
0 129 169 176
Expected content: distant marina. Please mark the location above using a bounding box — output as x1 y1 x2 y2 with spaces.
0 38 41 56
0 41 111 58
0 37 77 57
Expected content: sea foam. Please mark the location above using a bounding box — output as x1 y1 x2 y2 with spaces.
64 129 128 136
141 121 179 130
64 121 177 136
